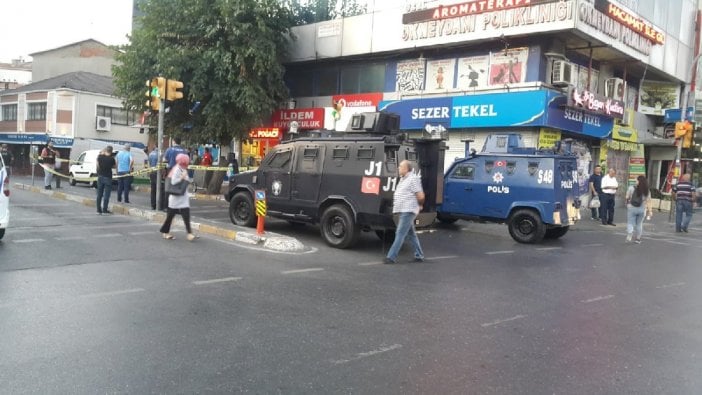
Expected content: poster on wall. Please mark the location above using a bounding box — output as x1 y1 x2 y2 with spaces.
456 55 489 90
537 128 561 149
396 59 426 92
626 85 638 110
638 80 680 115
425 59 456 91
628 144 646 186
576 66 599 92
489 47 528 86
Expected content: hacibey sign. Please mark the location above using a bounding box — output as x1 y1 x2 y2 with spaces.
568 87 625 120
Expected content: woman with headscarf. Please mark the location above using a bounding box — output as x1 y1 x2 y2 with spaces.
160 153 198 241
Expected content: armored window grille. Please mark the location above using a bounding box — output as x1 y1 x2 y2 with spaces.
332 147 349 159
506 161 517 175
269 151 292 169
303 147 319 159
357 147 375 160
405 151 417 161
452 165 475 180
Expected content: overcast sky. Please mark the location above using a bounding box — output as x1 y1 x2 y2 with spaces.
1 0 133 62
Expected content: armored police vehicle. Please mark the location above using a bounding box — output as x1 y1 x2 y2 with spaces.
225 112 446 248
437 134 580 244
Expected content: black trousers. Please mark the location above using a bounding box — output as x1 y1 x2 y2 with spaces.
599 193 615 224
160 207 192 234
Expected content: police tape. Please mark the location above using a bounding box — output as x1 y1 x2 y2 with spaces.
36 163 230 181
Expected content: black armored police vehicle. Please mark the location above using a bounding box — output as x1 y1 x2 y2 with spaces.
225 112 446 249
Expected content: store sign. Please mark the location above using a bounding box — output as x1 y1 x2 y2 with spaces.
271 108 325 130
402 0 574 43
594 0 664 44
537 128 562 149
640 81 681 116
578 2 659 56
546 94 614 139
612 125 638 142
568 87 625 120
332 93 383 108
249 128 280 139
606 140 639 151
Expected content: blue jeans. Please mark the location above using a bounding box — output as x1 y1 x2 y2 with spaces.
626 205 645 238
116 172 132 201
675 200 693 231
96 176 112 212
386 212 424 261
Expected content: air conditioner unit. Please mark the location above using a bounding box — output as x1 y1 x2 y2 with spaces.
551 60 574 86
96 116 111 132
605 78 625 100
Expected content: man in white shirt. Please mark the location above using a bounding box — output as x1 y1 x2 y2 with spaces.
600 168 618 226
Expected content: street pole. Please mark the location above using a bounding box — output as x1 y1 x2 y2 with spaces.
156 94 165 211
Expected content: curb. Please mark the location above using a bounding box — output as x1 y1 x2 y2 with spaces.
131 185 225 200
13 183 308 253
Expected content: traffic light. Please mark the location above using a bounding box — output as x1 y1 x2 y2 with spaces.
166 79 184 101
145 77 165 111
674 121 694 148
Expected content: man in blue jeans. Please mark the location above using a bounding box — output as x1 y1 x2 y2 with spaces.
673 173 696 233
384 160 425 264
96 146 116 215
116 144 134 203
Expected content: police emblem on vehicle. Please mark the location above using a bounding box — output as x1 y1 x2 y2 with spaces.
272 180 282 196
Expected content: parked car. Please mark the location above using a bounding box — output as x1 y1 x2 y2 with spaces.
0 152 9 240
69 149 147 187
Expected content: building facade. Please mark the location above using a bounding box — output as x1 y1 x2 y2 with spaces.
279 0 698 200
30 39 118 82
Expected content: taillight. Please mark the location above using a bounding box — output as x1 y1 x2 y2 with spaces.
3 175 9 197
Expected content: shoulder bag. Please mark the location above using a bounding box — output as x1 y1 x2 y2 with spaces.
165 177 188 195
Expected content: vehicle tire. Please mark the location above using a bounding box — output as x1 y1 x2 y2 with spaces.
508 209 546 244
437 213 458 224
69 174 77 186
375 229 395 243
320 204 360 249
229 191 256 227
0 228 4 240
544 226 569 239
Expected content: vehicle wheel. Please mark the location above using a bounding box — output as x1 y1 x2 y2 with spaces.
437 213 458 224
544 226 569 239
91 180 97 188
69 174 77 186
508 209 546 244
229 191 256 227
375 229 395 243
0 228 4 240
320 204 360 249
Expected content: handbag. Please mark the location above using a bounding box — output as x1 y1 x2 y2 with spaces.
589 195 601 208
165 177 188 195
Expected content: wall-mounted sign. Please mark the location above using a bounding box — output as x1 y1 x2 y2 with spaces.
489 48 528 86
457 55 489 89
538 128 562 149
638 81 680 116
271 108 325 130
594 0 664 45
396 59 426 91
577 2 659 56
426 58 457 90
568 87 625 120
331 93 383 108
402 0 557 24
249 128 280 139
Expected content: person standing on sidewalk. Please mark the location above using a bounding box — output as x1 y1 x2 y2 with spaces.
625 175 652 244
201 147 213 190
148 146 161 210
600 168 618 226
54 150 63 189
384 160 425 264
160 153 198 241
673 173 697 233
116 144 134 203
96 146 116 215
40 142 57 190
588 165 603 221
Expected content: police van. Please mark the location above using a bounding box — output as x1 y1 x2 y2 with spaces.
437 134 581 243
0 152 9 240
225 112 446 248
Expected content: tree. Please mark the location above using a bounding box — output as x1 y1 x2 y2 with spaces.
113 0 296 145
290 0 367 25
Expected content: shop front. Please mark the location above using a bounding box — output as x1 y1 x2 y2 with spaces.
242 127 282 169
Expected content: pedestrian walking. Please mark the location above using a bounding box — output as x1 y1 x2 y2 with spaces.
160 153 198 241
116 144 134 203
202 147 213 190
626 175 652 244
588 165 602 220
384 160 425 264
148 146 161 210
54 150 63 188
1 144 13 175
600 168 618 226
96 146 116 215
40 142 57 190
673 173 697 233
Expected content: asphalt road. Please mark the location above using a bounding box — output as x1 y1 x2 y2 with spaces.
1 187 702 394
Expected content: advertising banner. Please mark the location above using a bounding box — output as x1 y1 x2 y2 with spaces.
488 48 528 86
271 108 325 130
396 59 426 92
456 55 489 90
639 81 680 115
426 58 457 90
538 128 562 149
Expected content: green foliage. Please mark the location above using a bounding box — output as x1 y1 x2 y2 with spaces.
289 0 367 25
113 0 296 144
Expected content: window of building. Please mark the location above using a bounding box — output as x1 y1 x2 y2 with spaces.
359 64 385 93
341 68 361 93
317 69 338 96
286 70 314 97
1 104 17 121
97 105 138 125
27 102 47 121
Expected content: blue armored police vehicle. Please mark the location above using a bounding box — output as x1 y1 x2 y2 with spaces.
437 134 581 243
225 112 447 249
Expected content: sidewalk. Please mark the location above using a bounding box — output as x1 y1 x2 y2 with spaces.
574 205 702 234
12 175 308 253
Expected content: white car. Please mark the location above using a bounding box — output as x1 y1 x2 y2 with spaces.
0 153 9 240
69 149 147 187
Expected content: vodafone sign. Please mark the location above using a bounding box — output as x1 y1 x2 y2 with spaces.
332 93 383 108
272 108 325 130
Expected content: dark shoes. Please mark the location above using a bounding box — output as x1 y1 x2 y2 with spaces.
411 257 425 263
44 186 52 190
103 210 113 215
682 228 688 233
383 258 396 265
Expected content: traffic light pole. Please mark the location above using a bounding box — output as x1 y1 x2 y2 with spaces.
156 97 165 211
676 52 702 186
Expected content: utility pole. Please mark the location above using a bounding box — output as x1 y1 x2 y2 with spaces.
156 94 165 210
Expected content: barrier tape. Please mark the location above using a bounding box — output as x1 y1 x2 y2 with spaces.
36 162 231 181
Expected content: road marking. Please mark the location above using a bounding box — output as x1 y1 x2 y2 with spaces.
79 288 146 298
12 203 69 207
426 255 459 261
12 238 44 243
129 231 155 236
193 277 242 285
281 268 324 275
581 295 615 303
535 247 562 251
481 315 526 328
332 344 402 365
55 236 84 241
415 229 436 234
485 250 514 255
582 243 604 247
358 261 382 266
656 282 686 289
92 233 123 238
